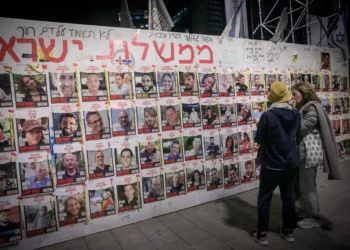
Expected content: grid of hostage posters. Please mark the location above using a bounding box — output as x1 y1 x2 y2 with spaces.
0 152 18 197
186 160 205 192
85 140 114 180
87 180 116 219
18 152 53 197
142 168 165 203
56 185 86 227
22 195 57 237
114 136 140 176
54 143 86 186
165 164 186 198
0 196 22 244
116 175 142 213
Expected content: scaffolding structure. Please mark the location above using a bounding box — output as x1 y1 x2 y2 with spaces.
250 0 343 45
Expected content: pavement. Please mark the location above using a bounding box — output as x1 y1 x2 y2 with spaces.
39 160 350 250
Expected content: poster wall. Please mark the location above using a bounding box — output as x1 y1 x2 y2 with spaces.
0 16 349 249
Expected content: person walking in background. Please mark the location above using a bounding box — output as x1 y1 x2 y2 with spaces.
250 82 301 246
291 82 341 230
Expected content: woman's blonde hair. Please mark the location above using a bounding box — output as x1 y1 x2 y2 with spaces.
292 82 321 109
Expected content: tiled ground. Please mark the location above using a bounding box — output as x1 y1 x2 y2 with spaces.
39 160 350 250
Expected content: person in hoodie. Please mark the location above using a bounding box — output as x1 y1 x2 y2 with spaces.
250 81 301 246
292 82 340 230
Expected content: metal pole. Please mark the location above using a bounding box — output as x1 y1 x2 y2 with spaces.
264 6 304 25
294 13 338 30
258 0 264 40
263 0 280 23
306 0 311 45
250 0 255 39
317 14 339 46
289 0 295 43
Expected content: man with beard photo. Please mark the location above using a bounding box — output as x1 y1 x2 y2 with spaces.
182 72 197 92
140 107 158 130
209 168 221 186
59 113 79 138
140 142 160 164
0 209 19 232
136 73 156 95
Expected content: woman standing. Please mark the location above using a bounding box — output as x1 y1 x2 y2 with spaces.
292 82 341 230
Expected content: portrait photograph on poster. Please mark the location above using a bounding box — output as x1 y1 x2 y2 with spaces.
333 95 342 115
333 115 341 136
23 197 56 237
342 115 350 135
265 73 276 94
0 68 13 108
198 70 218 98
221 128 239 159
136 99 160 134
323 73 332 92
341 75 349 92
15 109 51 153
179 66 199 96
255 157 261 180
203 129 222 160
83 102 111 141
142 169 165 203
54 143 86 186
341 94 349 113
181 96 201 128
116 178 142 212
252 96 267 124
301 73 312 84
250 73 265 95
158 67 179 97
0 198 21 245
12 65 49 108
236 97 253 126
48 65 78 103
52 104 82 144
218 68 235 97
332 75 341 91
240 155 255 184
320 93 332 114
139 134 162 169
108 65 133 100
88 186 116 219
56 189 86 227
0 110 15 152
86 143 114 180
160 98 182 131
312 73 321 91
186 160 205 192
134 67 157 99
162 131 184 165
238 126 254 154
201 99 220 130
235 72 249 96
80 66 107 102
114 137 139 176
18 152 53 197
219 98 236 127
165 166 186 198
321 52 331 70
111 101 136 137
223 160 240 189
0 153 17 197
183 128 203 161
205 159 223 191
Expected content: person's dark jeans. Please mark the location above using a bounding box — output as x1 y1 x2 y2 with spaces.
257 165 298 231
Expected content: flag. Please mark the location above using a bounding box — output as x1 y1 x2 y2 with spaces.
329 10 348 61
149 0 174 31
270 7 288 43
120 0 134 28
221 0 245 37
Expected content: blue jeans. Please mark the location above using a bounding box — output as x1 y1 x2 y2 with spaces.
257 166 298 231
